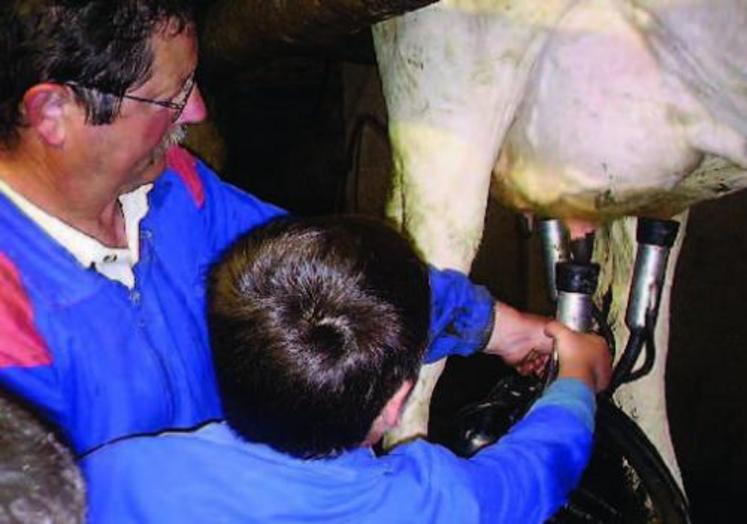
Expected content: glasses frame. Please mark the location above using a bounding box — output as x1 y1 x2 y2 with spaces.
64 72 196 123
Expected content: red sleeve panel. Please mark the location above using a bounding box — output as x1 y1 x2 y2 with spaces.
0 253 52 368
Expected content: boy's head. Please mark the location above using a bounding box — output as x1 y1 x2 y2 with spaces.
207 215 430 459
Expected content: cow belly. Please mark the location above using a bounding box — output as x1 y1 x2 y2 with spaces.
493 0 705 219
494 0 747 219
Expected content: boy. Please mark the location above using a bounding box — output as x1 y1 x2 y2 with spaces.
84 215 611 523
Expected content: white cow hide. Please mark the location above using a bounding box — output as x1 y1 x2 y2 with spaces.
373 0 747 487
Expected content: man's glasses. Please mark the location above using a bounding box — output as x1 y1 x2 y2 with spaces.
65 73 196 123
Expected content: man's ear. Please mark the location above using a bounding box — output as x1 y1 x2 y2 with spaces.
381 380 414 428
22 84 74 147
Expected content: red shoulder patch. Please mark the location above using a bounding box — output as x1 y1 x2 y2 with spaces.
0 253 52 367
166 146 205 208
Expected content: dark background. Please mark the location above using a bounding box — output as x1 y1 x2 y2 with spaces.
195 50 747 523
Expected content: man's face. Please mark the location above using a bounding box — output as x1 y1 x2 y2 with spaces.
76 21 206 196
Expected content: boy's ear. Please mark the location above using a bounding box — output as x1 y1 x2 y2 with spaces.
381 380 414 428
22 84 74 147
364 380 414 447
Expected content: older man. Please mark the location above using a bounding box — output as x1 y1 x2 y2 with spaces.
0 0 550 456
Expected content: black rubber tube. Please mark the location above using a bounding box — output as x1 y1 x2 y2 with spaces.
607 330 646 394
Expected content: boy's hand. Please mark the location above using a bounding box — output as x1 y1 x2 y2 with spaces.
484 303 554 375
544 321 612 392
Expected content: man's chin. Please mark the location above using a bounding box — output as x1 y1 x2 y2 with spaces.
142 152 167 183
142 125 184 182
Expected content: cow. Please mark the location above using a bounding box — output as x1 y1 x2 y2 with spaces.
371 0 747 487
196 0 747 491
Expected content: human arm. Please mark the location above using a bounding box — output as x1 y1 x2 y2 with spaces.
467 378 596 522
483 302 553 375
463 326 612 521
401 320 610 521
426 264 610 383
543 320 611 393
425 267 553 374
0 253 64 442
424 268 496 363
388 377 596 523
472 321 610 519
164 146 286 260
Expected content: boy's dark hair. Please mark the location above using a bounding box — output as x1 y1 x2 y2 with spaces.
207 215 431 459
0 391 84 523
0 0 195 149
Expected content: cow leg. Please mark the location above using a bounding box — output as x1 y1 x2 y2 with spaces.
374 0 573 448
388 360 447 445
593 213 688 489
382 131 493 447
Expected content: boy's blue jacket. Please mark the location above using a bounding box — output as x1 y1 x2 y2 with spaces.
83 379 596 524
0 147 494 454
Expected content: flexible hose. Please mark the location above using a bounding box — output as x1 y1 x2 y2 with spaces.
623 309 658 383
607 330 647 395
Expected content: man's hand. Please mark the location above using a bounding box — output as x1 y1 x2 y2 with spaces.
545 321 612 393
484 303 554 375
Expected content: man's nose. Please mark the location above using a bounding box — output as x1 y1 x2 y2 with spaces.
177 84 207 124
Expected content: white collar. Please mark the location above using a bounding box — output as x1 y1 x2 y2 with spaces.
0 178 152 289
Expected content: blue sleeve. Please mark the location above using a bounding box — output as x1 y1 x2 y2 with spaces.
425 267 495 363
465 378 596 522
529 378 596 432
0 270 65 439
389 377 595 523
194 161 287 258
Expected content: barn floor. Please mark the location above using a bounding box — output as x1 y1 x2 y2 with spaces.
200 58 746 524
